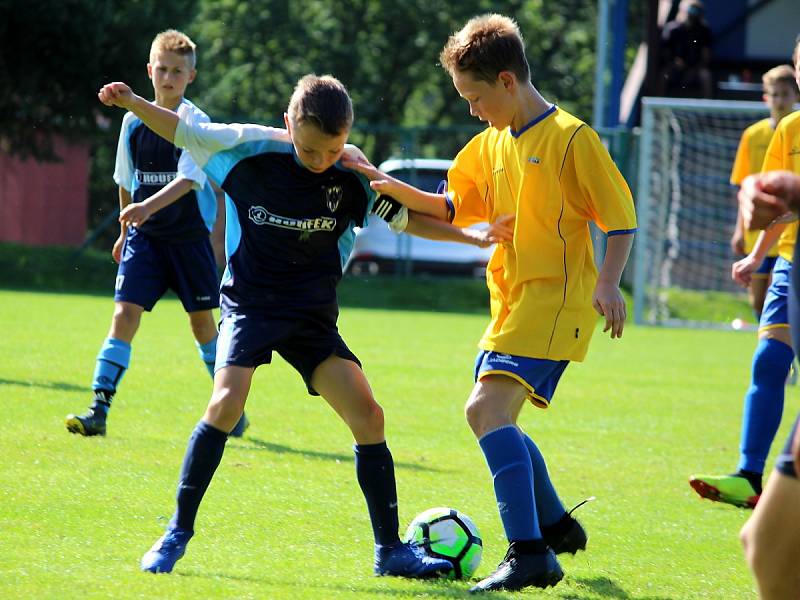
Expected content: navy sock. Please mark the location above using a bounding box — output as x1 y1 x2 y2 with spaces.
738 338 794 474
196 336 217 378
520 431 566 527
171 421 228 533
354 441 400 547
91 337 131 413
479 425 542 542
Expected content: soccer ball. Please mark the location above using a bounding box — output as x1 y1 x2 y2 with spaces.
404 507 483 580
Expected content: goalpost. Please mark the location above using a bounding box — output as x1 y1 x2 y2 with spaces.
633 97 770 327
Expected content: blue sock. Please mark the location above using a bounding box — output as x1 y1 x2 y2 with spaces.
171 421 228 533
354 442 400 547
479 425 541 542
738 338 794 474
91 337 131 414
520 431 566 527
196 336 218 378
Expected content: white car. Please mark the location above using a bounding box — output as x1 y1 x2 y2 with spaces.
346 158 492 277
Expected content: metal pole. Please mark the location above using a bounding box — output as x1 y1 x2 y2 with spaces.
593 0 610 129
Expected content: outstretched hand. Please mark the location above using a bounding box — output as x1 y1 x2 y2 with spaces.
98 82 136 109
340 152 400 196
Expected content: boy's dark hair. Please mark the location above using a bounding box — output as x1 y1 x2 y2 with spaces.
439 14 530 84
287 74 353 136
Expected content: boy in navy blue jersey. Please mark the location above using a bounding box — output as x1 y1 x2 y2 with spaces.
65 30 248 438
97 73 505 577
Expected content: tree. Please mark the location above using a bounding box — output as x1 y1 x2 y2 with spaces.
0 0 195 160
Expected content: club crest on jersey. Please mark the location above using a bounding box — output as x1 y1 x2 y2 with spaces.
249 206 269 225
324 185 343 212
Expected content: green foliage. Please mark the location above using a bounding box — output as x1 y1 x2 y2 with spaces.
1 288 786 598
0 0 196 160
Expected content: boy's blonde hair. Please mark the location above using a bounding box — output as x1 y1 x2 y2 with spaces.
287 74 353 136
150 29 197 69
762 64 797 90
439 14 530 84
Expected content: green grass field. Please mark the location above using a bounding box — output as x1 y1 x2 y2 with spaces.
2 288 797 599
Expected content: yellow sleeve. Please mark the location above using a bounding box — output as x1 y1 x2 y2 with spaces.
730 129 750 185
569 127 637 234
762 125 785 172
447 134 491 227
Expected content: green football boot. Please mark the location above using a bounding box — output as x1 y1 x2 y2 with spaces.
688 473 760 509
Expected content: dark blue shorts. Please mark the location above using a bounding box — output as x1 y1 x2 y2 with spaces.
758 257 791 333
754 255 778 277
114 228 219 312
776 413 799 478
215 311 360 395
474 350 569 409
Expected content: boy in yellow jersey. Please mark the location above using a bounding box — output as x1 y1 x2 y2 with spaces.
345 14 636 593
729 65 799 317
690 39 800 511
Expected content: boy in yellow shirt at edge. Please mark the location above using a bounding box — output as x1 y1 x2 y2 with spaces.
346 13 636 594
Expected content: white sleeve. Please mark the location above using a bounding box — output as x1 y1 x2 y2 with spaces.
112 112 136 191
174 104 210 190
174 117 290 170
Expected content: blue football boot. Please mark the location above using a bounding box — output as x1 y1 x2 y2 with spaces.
140 526 193 573
374 542 453 578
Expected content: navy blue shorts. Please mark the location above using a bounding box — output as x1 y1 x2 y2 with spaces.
776 413 799 478
114 228 219 312
215 310 360 395
474 350 569 409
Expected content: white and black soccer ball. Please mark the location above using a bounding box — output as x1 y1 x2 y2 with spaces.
404 507 483 580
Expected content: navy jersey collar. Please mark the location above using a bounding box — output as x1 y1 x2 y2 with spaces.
509 104 557 138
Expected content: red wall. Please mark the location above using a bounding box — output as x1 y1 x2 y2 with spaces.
0 137 89 247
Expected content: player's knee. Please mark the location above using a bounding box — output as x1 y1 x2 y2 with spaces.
464 398 492 436
112 304 141 335
189 312 217 341
359 400 384 432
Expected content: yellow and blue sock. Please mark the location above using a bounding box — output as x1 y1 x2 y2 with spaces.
90 337 131 415
738 337 794 475
195 336 217 378
354 441 400 546
171 420 228 533
479 425 542 542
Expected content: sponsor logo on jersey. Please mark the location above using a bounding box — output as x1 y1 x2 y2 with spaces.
324 185 343 212
135 170 177 185
528 156 541 164
248 205 336 231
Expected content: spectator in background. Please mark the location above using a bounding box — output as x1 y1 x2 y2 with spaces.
659 0 713 98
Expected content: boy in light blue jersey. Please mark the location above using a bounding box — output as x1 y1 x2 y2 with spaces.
65 30 248 437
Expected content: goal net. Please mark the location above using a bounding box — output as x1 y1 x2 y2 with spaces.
633 97 769 327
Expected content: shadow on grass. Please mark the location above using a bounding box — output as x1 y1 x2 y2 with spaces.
233 436 445 472
178 568 514 598
562 576 677 600
0 378 84 392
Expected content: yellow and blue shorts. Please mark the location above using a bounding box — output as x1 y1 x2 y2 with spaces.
753 255 778 278
758 256 792 333
474 350 569 409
